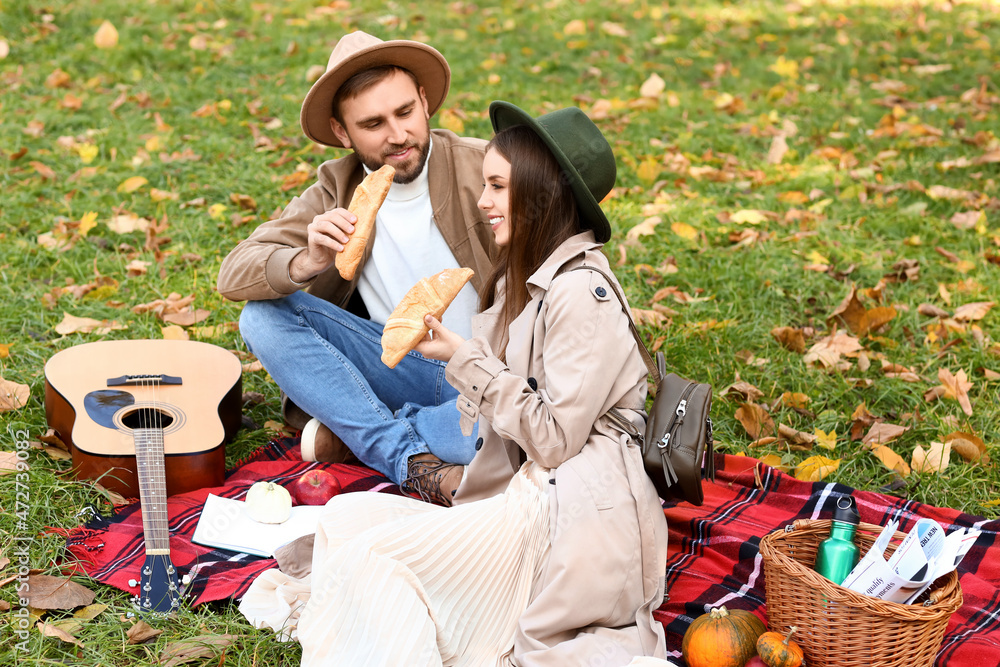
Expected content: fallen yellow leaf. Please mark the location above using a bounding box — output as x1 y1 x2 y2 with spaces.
161 325 189 341
730 209 767 225
671 222 698 241
117 176 148 193
794 455 840 482
639 73 665 99
871 444 911 477
94 20 119 49
911 441 951 474
815 428 837 450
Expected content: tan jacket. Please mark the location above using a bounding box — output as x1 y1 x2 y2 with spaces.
447 232 668 665
217 129 495 305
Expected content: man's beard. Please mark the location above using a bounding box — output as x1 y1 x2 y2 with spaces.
355 136 431 185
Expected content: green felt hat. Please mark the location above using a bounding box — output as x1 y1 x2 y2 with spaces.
489 101 615 243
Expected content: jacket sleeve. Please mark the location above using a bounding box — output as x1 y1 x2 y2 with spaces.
216 177 338 302
446 272 636 469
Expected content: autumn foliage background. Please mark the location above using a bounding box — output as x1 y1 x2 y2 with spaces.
1 0 999 662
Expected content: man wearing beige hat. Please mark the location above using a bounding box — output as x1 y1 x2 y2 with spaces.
218 31 495 505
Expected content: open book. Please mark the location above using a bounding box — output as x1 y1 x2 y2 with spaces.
192 493 325 558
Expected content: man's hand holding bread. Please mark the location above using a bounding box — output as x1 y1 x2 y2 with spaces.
289 165 395 283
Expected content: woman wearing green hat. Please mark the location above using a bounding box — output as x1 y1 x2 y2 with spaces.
240 102 670 665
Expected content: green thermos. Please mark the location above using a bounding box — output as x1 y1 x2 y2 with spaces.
814 495 860 585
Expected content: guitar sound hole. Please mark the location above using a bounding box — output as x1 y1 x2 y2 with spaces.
121 408 175 429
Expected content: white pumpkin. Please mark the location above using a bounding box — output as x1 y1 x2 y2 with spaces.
245 481 292 524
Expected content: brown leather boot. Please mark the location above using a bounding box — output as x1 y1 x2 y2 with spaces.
401 453 463 507
300 418 354 464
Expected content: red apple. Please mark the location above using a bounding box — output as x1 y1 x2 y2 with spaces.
745 657 768 667
293 469 342 505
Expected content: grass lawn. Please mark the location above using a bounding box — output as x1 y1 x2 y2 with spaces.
1 0 998 663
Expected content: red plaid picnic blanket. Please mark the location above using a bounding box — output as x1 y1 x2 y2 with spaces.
65 440 1000 664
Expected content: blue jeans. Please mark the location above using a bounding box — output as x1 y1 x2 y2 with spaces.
239 291 476 484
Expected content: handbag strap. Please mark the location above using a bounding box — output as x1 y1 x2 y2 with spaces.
568 265 661 385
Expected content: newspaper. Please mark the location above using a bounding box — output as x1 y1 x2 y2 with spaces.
840 518 980 604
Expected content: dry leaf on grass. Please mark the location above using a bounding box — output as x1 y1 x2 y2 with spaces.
161 325 189 340
944 431 987 462
0 378 30 412
127 619 163 644
953 301 994 322
771 326 806 354
912 441 951 473
26 574 95 610
162 309 211 326
0 451 25 475
924 368 974 416
722 378 764 402
54 312 127 335
37 621 84 647
779 392 810 409
626 216 662 244
794 455 840 482
242 360 264 373
778 423 816 450
828 285 868 334
94 20 118 49
72 603 107 620
803 330 863 368
815 428 837 450
871 444 911 477
631 308 668 327
918 303 950 318
159 634 237 667
849 402 877 440
735 402 775 440
861 422 909 448
880 359 921 382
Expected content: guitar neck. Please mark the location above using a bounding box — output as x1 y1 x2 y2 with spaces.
134 428 170 553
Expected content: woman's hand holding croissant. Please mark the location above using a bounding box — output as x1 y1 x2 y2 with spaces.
413 314 465 362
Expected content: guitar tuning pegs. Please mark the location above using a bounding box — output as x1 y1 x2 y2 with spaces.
143 583 152 592
167 565 175 575
181 574 192 586
143 566 152 575
128 579 139 587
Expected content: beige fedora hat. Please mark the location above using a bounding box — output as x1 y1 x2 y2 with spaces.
300 31 451 148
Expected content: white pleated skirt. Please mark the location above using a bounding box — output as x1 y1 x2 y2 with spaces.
240 463 552 667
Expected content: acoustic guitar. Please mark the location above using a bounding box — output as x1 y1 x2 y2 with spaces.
45 339 242 612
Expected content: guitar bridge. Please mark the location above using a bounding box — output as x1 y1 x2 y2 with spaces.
107 374 182 386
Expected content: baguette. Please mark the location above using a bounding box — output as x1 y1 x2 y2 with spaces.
381 268 475 368
335 164 395 281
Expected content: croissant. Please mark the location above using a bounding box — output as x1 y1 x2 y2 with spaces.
336 164 395 281
381 268 475 368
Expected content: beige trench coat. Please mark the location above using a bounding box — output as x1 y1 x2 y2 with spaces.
447 232 669 666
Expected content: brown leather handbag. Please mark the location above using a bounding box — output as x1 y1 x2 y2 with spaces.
570 266 715 505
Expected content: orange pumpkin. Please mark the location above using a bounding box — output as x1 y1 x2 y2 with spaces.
681 606 766 667
757 625 805 667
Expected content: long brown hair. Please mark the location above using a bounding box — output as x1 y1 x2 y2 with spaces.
480 125 580 359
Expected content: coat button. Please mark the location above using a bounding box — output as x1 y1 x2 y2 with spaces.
472 385 477 391
595 286 607 297
475 437 483 451
527 377 537 390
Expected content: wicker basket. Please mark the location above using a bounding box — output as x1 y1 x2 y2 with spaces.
759 519 962 667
